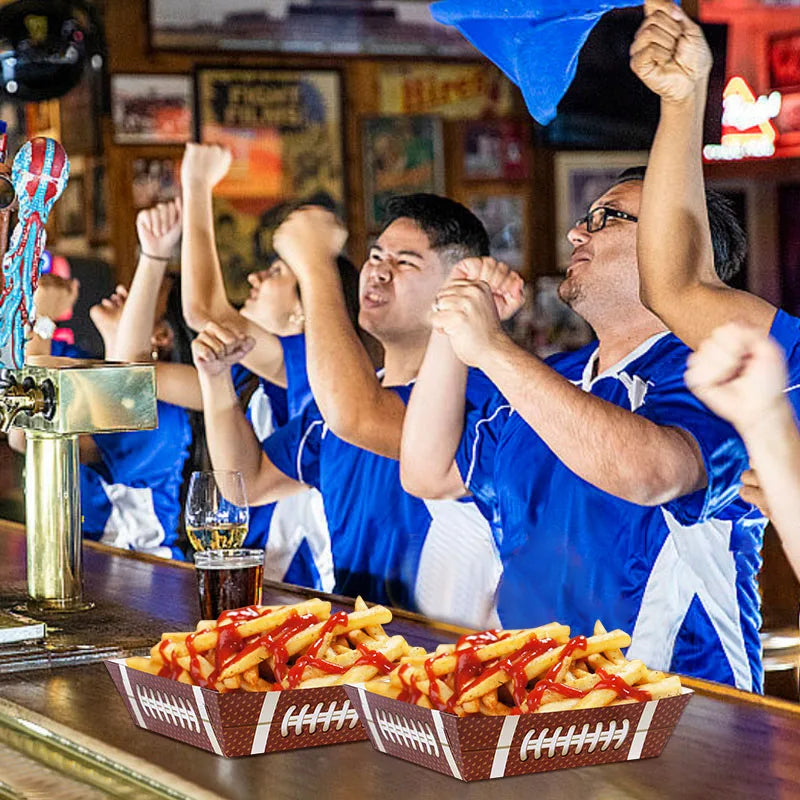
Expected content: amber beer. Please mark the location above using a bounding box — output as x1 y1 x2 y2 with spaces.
194 549 264 619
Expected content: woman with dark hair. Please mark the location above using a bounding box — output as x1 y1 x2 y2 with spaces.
177 148 361 589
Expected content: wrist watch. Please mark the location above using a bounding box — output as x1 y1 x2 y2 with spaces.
32 315 56 340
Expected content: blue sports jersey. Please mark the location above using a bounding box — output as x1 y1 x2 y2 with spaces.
50 341 191 559
770 309 800 420
230 336 335 592
456 332 766 692
261 373 503 627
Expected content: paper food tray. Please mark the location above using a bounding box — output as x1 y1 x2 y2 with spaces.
106 658 367 757
344 684 692 781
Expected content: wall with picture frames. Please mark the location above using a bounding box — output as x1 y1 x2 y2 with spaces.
101 0 569 303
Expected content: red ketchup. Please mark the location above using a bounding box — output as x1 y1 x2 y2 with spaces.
459 636 559 705
397 664 424 705
224 613 319 684
593 669 651 702
544 635 588 682
305 611 349 658
217 605 265 625
525 679 587 711
354 644 394 675
157 639 183 681
286 656 349 688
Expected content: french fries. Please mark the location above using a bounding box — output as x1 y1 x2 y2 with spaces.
126 596 422 693
364 620 682 717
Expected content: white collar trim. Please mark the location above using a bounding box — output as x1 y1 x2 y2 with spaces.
580 331 670 391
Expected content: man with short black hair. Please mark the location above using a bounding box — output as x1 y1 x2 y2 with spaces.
192 194 523 626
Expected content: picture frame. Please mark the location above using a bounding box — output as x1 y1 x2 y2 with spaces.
111 74 193 145
775 90 800 147
465 189 528 274
462 120 529 181
768 30 800 92
132 157 181 210
195 67 344 303
147 0 478 58
362 115 444 231
553 151 648 268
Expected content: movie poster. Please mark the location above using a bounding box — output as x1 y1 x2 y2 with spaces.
362 116 444 231
195 68 344 303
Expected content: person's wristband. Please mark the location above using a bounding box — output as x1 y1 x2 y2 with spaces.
32 315 56 340
139 250 171 262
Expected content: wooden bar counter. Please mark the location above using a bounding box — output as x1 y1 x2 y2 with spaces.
1 519 800 799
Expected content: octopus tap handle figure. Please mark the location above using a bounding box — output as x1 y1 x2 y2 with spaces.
0 136 70 368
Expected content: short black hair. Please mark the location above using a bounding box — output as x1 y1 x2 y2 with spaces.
610 167 747 283
380 193 490 264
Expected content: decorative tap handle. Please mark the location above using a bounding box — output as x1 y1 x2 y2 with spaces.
0 137 70 369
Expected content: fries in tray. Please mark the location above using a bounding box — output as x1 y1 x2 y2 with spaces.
361 620 682 716
126 597 424 693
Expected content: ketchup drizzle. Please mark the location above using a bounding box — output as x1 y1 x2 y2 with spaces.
594 669 651 702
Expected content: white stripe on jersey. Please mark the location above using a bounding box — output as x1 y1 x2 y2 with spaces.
415 499 502 630
465 404 511 490
99 482 172 559
248 383 276 442
265 488 335 593
627 509 752 691
296 420 324 485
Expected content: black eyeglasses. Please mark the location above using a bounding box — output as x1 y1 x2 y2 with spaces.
575 206 638 233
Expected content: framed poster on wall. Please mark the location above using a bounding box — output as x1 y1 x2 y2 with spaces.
465 189 528 273
362 115 444 231
111 74 193 145
195 67 344 303
148 0 478 57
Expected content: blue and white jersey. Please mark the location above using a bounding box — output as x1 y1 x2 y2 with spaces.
456 332 766 692
770 309 800 420
50 341 192 559
80 400 192 559
261 375 502 628
230 334 335 592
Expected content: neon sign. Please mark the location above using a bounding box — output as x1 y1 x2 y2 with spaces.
703 77 781 161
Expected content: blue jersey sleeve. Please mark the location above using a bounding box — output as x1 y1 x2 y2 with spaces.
281 333 312 416
261 400 324 489
455 380 511 520
770 309 800 421
635 357 750 525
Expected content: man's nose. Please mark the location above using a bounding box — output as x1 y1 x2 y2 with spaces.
567 223 590 248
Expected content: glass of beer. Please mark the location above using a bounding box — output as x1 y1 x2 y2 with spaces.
185 470 249 551
194 549 264 620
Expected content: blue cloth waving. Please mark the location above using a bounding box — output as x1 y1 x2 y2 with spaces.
430 0 677 124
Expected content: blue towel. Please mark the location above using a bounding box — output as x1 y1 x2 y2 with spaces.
430 1 678 125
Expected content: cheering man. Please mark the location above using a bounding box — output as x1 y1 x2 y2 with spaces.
191 195 522 628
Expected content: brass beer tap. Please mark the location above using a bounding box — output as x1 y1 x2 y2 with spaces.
0 133 157 613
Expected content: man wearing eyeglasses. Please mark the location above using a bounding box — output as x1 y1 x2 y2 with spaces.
399 123 766 691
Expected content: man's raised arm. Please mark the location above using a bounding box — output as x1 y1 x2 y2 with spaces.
273 206 407 459
633 0 775 348
401 257 523 498
191 321 304 505
435 277 707 507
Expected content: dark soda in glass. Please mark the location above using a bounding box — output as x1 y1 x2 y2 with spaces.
194 549 264 619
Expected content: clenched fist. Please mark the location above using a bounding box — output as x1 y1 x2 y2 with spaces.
192 321 255 378
630 0 712 104
449 256 525 322
181 143 233 190
272 206 348 283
